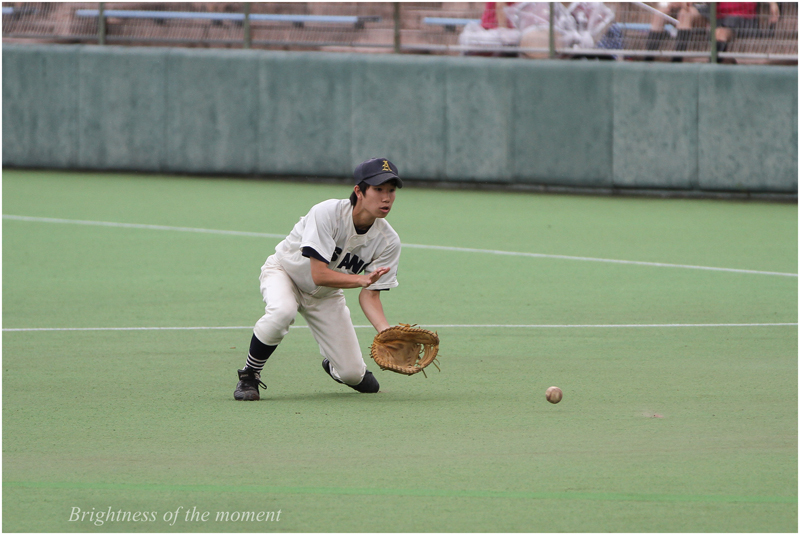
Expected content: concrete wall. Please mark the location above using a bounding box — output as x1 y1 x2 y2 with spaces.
3 44 797 193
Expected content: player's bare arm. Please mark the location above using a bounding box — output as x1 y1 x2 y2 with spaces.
309 257 389 289
359 288 391 333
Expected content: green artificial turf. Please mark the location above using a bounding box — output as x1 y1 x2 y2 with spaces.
3 170 797 532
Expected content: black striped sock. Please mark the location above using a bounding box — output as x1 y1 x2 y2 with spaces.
245 354 268 373
244 334 277 373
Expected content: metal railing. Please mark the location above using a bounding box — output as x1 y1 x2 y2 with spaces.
2 2 797 62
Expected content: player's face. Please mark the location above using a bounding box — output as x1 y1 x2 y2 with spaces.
361 183 396 218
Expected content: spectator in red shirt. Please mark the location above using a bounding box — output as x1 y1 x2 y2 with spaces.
481 2 516 30
715 2 779 60
716 2 758 54
718 2 759 18
645 2 780 63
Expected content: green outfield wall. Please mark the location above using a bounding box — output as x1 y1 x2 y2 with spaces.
3 44 797 193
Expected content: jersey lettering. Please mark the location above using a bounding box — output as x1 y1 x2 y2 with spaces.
337 252 368 274
274 199 399 294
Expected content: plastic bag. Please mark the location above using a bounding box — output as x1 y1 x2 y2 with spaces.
505 2 615 50
458 21 521 49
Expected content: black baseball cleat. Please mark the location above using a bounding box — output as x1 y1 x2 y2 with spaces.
322 358 380 393
234 368 267 401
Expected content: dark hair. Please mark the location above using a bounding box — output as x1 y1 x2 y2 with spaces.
349 178 399 206
349 181 369 206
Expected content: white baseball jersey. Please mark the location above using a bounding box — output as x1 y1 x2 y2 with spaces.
272 199 401 299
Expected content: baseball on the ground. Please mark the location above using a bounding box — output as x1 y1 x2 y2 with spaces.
546 386 563 404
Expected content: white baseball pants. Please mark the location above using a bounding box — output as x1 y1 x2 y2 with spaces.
253 255 367 385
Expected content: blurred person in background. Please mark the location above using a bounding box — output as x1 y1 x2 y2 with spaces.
462 1 519 56
481 2 517 29
645 2 780 63
714 2 779 62
645 2 707 61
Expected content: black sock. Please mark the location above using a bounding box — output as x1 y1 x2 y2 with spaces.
244 334 277 373
674 29 690 52
644 30 667 61
669 29 693 62
645 30 668 51
714 41 728 63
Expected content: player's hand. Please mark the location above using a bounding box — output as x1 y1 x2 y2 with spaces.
361 267 390 287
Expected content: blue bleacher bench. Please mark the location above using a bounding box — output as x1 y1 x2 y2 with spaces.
75 9 380 29
3 6 40 17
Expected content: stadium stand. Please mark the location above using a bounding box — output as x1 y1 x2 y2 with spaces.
1 2 796 61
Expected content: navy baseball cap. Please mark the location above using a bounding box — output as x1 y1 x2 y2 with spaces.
353 158 403 188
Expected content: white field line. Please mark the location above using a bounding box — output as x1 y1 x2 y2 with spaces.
2 323 797 332
3 214 798 278
401 243 798 277
2 214 285 239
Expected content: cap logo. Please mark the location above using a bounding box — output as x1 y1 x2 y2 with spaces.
381 160 391 172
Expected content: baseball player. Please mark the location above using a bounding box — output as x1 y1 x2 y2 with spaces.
234 158 403 400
